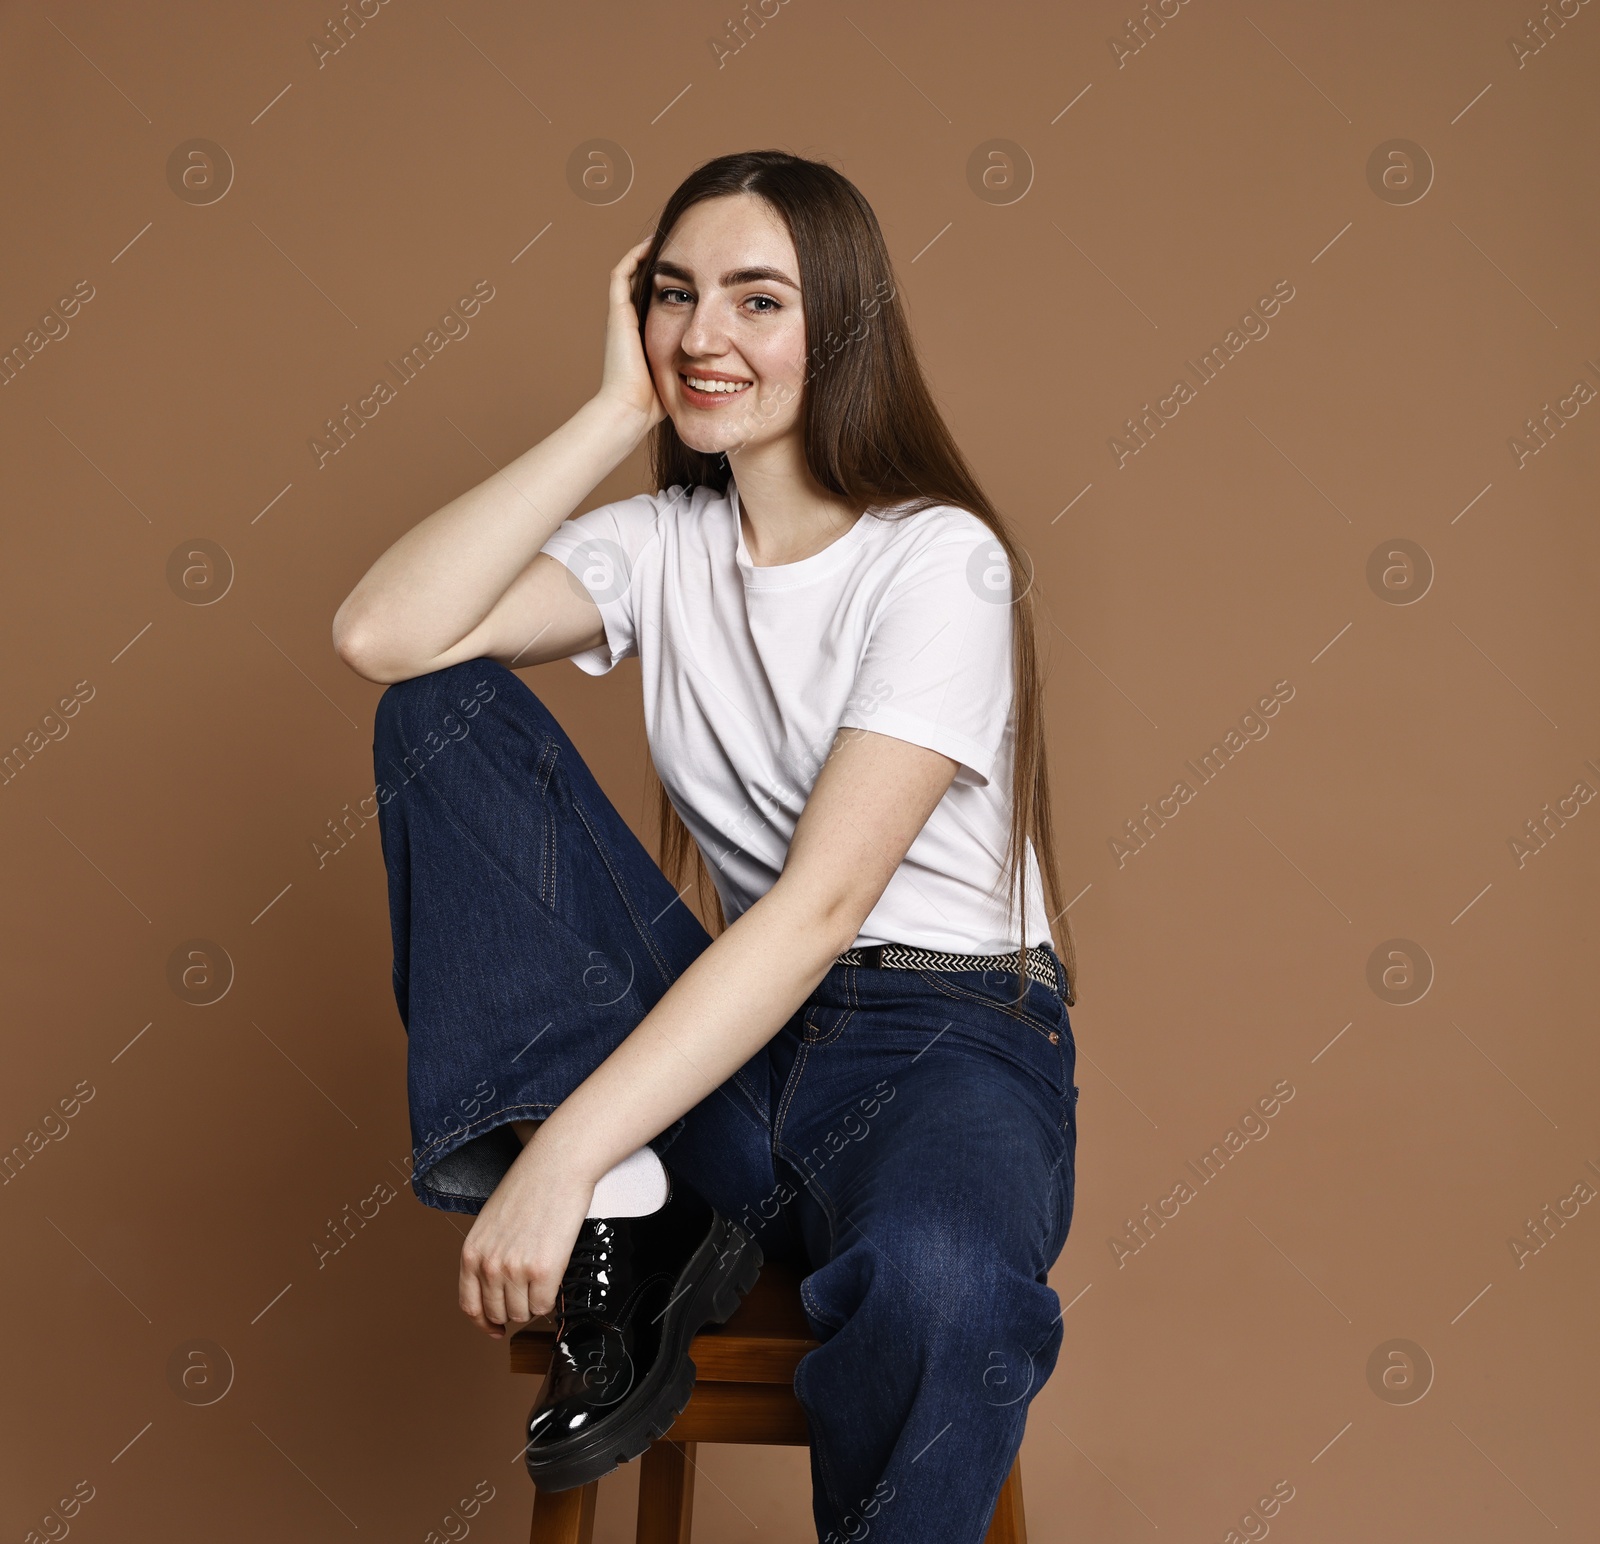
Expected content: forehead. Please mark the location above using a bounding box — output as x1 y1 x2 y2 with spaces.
655 194 798 286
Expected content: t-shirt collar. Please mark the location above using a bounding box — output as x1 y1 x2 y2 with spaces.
729 475 873 590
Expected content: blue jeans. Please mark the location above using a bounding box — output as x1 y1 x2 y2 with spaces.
372 659 1078 1544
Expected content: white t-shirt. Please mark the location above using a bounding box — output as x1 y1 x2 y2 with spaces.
538 478 1052 953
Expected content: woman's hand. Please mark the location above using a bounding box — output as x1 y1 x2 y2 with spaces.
458 1136 596 1339
594 237 668 431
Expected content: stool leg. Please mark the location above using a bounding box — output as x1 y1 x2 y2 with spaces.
636 1440 696 1544
529 1480 598 1544
983 1455 1026 1544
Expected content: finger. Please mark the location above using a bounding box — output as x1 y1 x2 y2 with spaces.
616 237 652 280
479 1267 510 1338
459 1259 499 1338
501 1269 532 1328
531 1272 561 1321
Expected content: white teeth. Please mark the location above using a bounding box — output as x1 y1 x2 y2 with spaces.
684 376 750 394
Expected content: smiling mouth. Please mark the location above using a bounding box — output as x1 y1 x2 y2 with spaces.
679 373 753 403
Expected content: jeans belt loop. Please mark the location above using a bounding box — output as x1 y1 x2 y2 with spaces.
1049 948 1070 1006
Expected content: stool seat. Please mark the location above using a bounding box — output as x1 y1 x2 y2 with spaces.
511 1261 1026 1542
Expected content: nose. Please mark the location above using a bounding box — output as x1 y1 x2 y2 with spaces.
678 296 734 362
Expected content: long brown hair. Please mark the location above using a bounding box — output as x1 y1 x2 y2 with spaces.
631 150 1076 1005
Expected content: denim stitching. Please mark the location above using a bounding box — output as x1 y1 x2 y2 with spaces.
728 1064 773 1129
775 1141 841 1237
534 738 558 908
909 969 1065 1042
800 964 858 1045
543 799 556 908
534 736 557 792
569 787 676 989
1043 1143 1069 1259
412 1101 555 1169
772 1040 813 1153
803 1002 855 1046
384 696 603 967
798 1276 840 1332
791 1345 848 1524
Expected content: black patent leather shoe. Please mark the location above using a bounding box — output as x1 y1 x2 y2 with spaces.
523 1171 762 1491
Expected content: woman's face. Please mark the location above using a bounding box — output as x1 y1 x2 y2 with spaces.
643 193 806 458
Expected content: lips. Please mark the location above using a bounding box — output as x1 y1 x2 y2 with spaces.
678 372 753 406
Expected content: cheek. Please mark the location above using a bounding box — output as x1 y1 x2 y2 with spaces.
749 318 808 397
643 311 677 372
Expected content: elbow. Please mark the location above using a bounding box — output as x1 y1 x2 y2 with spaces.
331 603 403 684
330 611 376 681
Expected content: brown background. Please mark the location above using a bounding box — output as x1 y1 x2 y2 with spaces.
2 0 1595 1538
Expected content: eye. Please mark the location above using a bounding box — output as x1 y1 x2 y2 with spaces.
655 285 692 305
745 294 781 314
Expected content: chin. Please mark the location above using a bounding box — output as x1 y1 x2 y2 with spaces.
671 414 776 459
668 418 734 457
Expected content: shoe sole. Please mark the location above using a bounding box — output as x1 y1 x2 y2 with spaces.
524 1212 764 1491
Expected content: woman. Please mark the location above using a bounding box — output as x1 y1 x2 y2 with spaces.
333 149 1078 1544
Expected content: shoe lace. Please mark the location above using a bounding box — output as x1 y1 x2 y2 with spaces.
559 1223 614 1317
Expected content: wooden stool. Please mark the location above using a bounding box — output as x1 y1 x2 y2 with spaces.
510 1261 1027 1543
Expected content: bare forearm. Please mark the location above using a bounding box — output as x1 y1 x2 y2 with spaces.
528 885 855 1188
332 395 648 670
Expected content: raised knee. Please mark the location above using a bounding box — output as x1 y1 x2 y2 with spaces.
374 658 511 746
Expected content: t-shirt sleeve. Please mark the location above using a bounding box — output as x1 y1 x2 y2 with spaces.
836 518 1016 786
536 486 680 675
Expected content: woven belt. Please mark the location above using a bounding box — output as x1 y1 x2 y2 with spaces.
834 942 1073 1006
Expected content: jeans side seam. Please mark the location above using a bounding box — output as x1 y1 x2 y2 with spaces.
536 736 558 906
387 684 603 962
409 766 600 968
570 787 676 989
544 798 556 908
534 734 557 792
792 1348 853 1531
1043 1142 1068 1262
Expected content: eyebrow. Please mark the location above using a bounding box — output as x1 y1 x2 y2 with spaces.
651 259 800 291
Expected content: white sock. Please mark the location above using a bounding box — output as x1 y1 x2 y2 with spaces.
586 1144 670 1219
